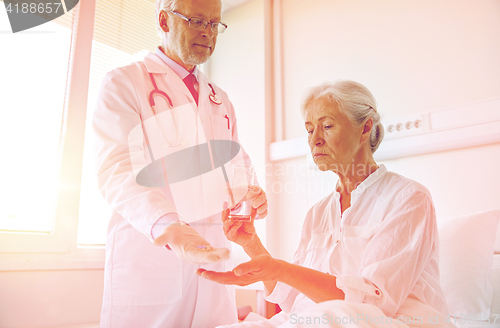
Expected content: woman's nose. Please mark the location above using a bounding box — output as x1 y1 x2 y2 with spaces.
309 130 324 146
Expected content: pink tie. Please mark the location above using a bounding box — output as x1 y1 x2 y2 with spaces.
183 74 199 105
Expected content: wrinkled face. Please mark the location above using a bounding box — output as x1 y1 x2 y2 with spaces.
164 0 221 68
304 97 363 173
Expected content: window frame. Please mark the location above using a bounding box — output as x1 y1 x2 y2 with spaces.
0 0 104 264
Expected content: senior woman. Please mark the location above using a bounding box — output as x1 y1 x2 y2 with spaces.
198 80 453 328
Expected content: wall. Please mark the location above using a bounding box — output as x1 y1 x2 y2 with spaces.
0 269 103 328
208 0 269 263
274 0 500 261
281 0 500 139
209 0 266 171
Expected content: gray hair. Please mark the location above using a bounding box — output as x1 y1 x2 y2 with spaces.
155 0 178 38
155 0 222 39
301 80 385 153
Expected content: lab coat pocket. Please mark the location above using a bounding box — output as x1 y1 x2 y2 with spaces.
111 228 182 306
209 113 234 162
210 113 231 139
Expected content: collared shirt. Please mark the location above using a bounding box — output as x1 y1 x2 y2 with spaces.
266 165 449 319
155 47 199 81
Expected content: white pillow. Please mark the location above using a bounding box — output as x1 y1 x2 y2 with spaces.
491 255 500 318
438 210 500 318
495 225 500 254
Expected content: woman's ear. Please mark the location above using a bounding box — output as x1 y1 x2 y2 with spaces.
360 118 373 144
159 10 169 33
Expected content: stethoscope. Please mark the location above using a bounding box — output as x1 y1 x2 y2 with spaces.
148 73 223 147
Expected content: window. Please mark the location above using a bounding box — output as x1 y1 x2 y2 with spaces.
0 4 74 234
0 0 219 256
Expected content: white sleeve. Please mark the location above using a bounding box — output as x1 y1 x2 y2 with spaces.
93 68 177 242
151 213 180 239
335 275 385 304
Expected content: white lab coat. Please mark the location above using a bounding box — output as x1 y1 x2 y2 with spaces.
94 52 250 328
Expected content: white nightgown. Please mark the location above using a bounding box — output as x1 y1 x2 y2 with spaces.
218 165 454 328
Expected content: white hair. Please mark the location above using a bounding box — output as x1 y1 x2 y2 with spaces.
155 0 179 39
155 0 223 39
301 80 385 153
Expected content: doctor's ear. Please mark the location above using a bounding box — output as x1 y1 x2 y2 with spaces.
159 10 169 33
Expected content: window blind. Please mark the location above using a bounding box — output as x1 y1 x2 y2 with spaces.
77 0 161 245
93 0 159 55
53 2 74 29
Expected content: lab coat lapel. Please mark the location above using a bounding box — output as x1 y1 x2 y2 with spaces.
197 71 211 109
142 52 168 74
142 52 192 100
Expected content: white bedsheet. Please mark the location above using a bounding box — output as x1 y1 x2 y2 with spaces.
218 298 456 328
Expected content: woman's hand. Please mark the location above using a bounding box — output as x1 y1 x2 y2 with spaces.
222 185 267 249
197 254 282 286
222 204 257 249
198 253 344 303
246 186 268 219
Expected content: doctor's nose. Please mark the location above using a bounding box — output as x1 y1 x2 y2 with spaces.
201 25 216 39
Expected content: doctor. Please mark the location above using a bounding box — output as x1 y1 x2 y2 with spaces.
93 0 268 327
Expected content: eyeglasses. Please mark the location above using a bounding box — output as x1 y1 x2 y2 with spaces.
170 11 227 34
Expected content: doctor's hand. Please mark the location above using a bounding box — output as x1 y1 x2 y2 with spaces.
246 186 268 220
197 254 283 286
154 222 230 265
